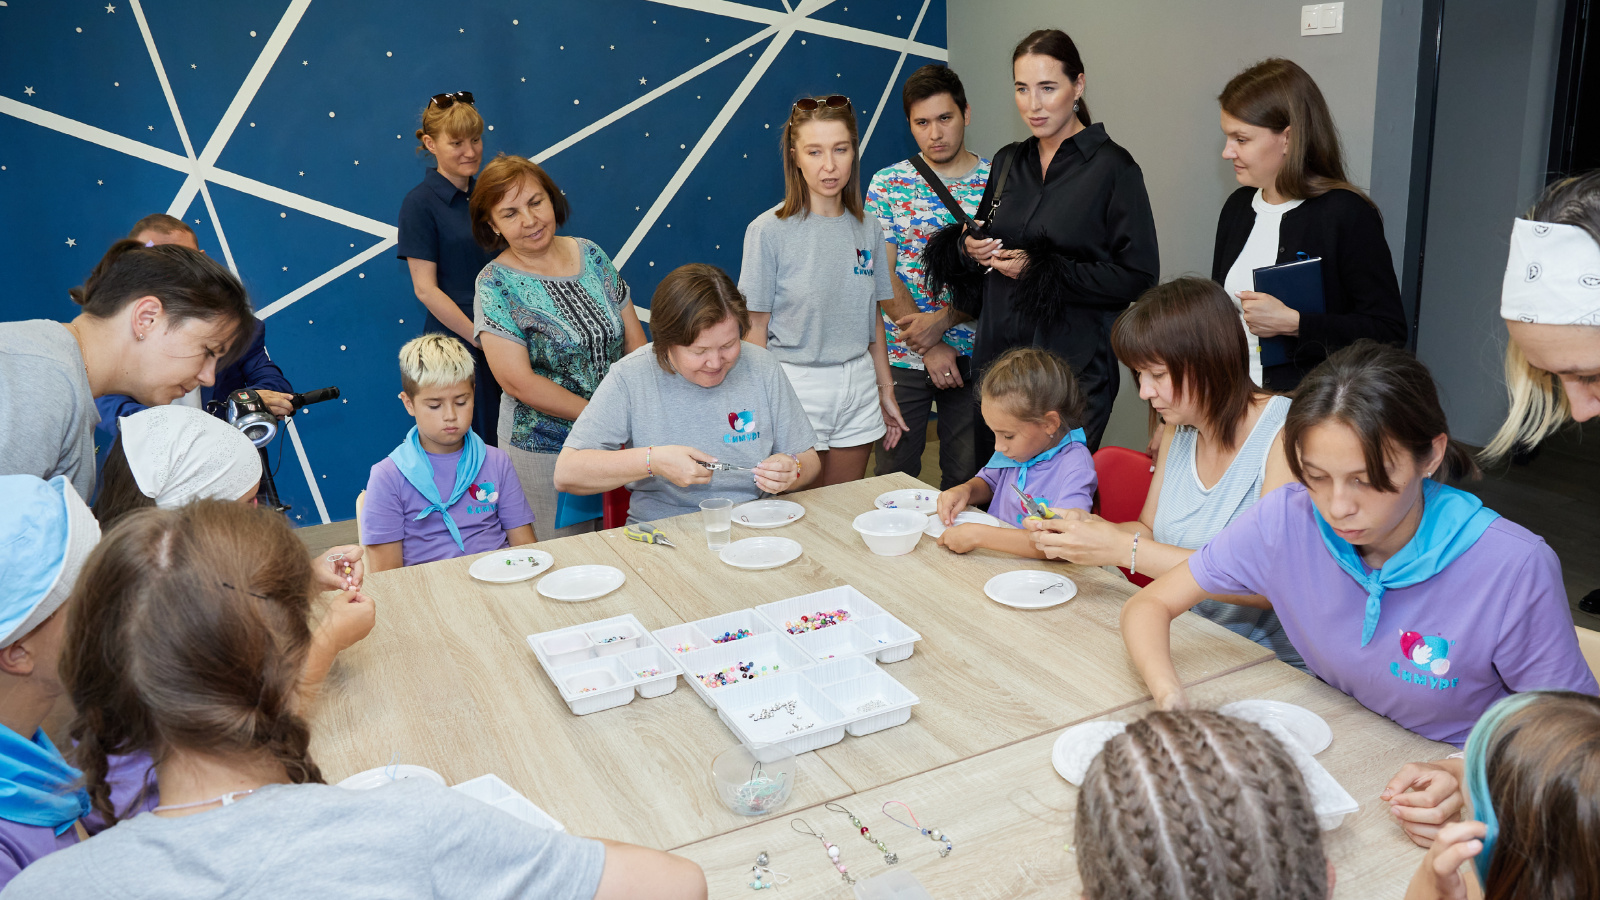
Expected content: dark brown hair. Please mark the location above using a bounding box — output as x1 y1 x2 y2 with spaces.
1284 341 1478 491
63 501 322 823
469 153 570 251
778 97 864 221
902 64 968 118
1012 29 1091 127
1076 710 1329 900
91 436 155 531
979 346 1085 430
1219 58 1367 203
649 264 750 372
1477 691 1600 900
1113 277 1260 451
70 239 253 363
127 213 195 241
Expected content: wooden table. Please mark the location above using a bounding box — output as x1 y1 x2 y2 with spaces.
309 474 1442 898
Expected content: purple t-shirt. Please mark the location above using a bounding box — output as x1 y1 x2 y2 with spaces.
0 752 158 889
976 442 1097 527
361 445 536 567
1188 483 1598 746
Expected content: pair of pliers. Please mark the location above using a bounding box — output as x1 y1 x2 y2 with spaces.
698 460 755 472
624 522 677 548
1010 481 1056 521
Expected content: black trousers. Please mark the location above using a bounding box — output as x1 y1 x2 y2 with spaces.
873 364 979 490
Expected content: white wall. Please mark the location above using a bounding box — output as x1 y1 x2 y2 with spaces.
946 0 1391 449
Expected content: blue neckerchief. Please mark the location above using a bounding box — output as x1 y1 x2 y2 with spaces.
555 491 603 529
984 428 1085 494
387 427 486 553
0 725 90 835
1311 480 1500 647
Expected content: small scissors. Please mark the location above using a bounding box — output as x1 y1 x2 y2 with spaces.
1009 481 1056 520
624 522 677 548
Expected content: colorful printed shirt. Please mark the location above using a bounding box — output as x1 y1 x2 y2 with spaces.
865 156 989 370
474 238 629 453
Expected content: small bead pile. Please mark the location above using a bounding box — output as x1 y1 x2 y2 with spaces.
634 667 663 678
595 634 628 644
749 700 799 721
856 699 887 714
784 609 850 635
578 687 600 694
503 555 542 567
713 628 754 643
697 662 779 688
670 643 696 654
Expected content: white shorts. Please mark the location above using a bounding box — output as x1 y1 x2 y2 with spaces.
780 354 886 450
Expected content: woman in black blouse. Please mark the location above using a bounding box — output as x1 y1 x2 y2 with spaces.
1213 59 1405 391
961 30 1158 452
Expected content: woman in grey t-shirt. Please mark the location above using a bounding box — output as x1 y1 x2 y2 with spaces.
6 500 706 900
0 240 254 501
738 95 906 487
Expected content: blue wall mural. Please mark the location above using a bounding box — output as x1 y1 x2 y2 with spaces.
0 0 946 525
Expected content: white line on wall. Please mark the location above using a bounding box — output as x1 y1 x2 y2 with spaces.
859 0 931 157
640 0 946 59
284 418 331 524
256 236 398 319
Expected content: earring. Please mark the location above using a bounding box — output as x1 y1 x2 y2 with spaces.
136 332 146 341
1073 101 1080 112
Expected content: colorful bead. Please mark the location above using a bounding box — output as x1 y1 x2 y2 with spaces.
714 628 754 644
784 609 851 634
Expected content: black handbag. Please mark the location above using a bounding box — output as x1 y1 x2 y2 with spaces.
916 147 1017 319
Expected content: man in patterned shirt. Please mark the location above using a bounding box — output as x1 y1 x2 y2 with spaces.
866 65 990 489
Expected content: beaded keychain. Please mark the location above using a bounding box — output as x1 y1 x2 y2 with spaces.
747 851 791 891
825 802 898 864
792 818 854 884
881 800 952 857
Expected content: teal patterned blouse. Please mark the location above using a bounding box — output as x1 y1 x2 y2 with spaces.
473 238 629 453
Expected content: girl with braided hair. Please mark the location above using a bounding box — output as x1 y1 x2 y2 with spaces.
1076 709 1334 900
4 500 706 900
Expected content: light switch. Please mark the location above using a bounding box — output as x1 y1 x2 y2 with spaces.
1321 2 1343 31
1302 4 1321 33
1302 2 1344 35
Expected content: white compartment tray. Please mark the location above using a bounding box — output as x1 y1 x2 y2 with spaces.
755 586 922 664
526 614 682 715
712 664 920 759
452 774 565 831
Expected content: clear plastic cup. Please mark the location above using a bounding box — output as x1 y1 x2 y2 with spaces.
700 498 733 550
711 743 794 815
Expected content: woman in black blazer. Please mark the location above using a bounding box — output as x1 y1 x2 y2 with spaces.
1212 59 1405 391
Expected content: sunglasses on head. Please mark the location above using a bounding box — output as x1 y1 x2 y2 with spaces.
792 95 851 114
429 91 475 109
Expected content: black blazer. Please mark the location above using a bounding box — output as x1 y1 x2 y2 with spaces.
1211 186 1406 391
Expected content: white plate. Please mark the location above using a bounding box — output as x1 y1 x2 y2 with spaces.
536 565 626 602
719 536 802 570
732 499 806 529
924 509 1004 538
338 764 447 790
984 570 1078 609
469 549 554 584
1220 700 1333 755
874 489 939 514
1051 721 1128 785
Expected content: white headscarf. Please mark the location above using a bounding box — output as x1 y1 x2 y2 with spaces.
1500 218 1600 325
119 405 262 508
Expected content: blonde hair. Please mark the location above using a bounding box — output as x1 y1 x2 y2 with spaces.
1481 171 1600 464
777 98 864 221
399 333 475 395
415 101 483 157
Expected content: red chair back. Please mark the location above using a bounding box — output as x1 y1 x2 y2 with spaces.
602 487 630 530
1092 445 1156 587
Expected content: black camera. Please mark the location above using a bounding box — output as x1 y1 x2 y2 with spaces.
227 386 342 447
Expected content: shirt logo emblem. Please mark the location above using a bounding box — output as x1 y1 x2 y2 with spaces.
469 482 499 503
725 410 760 444
1388 629 1460 690
854 247 874 276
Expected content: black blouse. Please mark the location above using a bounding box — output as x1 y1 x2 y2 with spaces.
970 124 1160 369
1211 185 1406 390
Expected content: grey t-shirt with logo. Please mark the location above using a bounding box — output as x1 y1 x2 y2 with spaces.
562 344 818 523
739 208 896 367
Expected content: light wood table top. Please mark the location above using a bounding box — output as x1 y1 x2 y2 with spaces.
601 474 1274 789
676 661 1453 900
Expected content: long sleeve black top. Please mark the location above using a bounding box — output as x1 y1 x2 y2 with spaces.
1211 185 1407 391
971 124 1160 372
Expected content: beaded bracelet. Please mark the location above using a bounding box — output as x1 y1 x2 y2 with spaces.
1130 530 1141 575
785 452 802 482
645 446 653 478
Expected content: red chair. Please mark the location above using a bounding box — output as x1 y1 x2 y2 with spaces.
1092 446 1156 587
602 487 630 529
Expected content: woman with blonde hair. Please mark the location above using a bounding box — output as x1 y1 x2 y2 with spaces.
739 94 907 485
397 91 501 444
1213 58 1406 390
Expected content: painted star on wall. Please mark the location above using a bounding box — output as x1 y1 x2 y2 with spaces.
22 87 34 96
65 238 76 247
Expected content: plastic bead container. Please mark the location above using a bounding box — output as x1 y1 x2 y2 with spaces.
526 614 682 715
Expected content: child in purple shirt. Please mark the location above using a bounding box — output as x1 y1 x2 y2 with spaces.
935 348 1097 557
1121 343 1596 843
362 335 537 570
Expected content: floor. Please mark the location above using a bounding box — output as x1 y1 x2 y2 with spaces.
300 422 1599 631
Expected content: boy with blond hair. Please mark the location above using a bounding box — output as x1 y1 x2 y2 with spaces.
362 334 535 571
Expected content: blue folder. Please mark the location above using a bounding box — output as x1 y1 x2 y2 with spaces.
1252 254 1324 368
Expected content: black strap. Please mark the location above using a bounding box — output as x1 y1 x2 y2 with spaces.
907 153 978 227
973 144 1017 227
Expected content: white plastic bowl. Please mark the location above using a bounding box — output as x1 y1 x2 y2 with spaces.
852 509 926 556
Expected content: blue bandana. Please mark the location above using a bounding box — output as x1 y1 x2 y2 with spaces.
0 725 90 835
1312 479 1500 647
387 428 486 553
983 429 1086 494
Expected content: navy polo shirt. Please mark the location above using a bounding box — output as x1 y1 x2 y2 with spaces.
397 168 496 332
